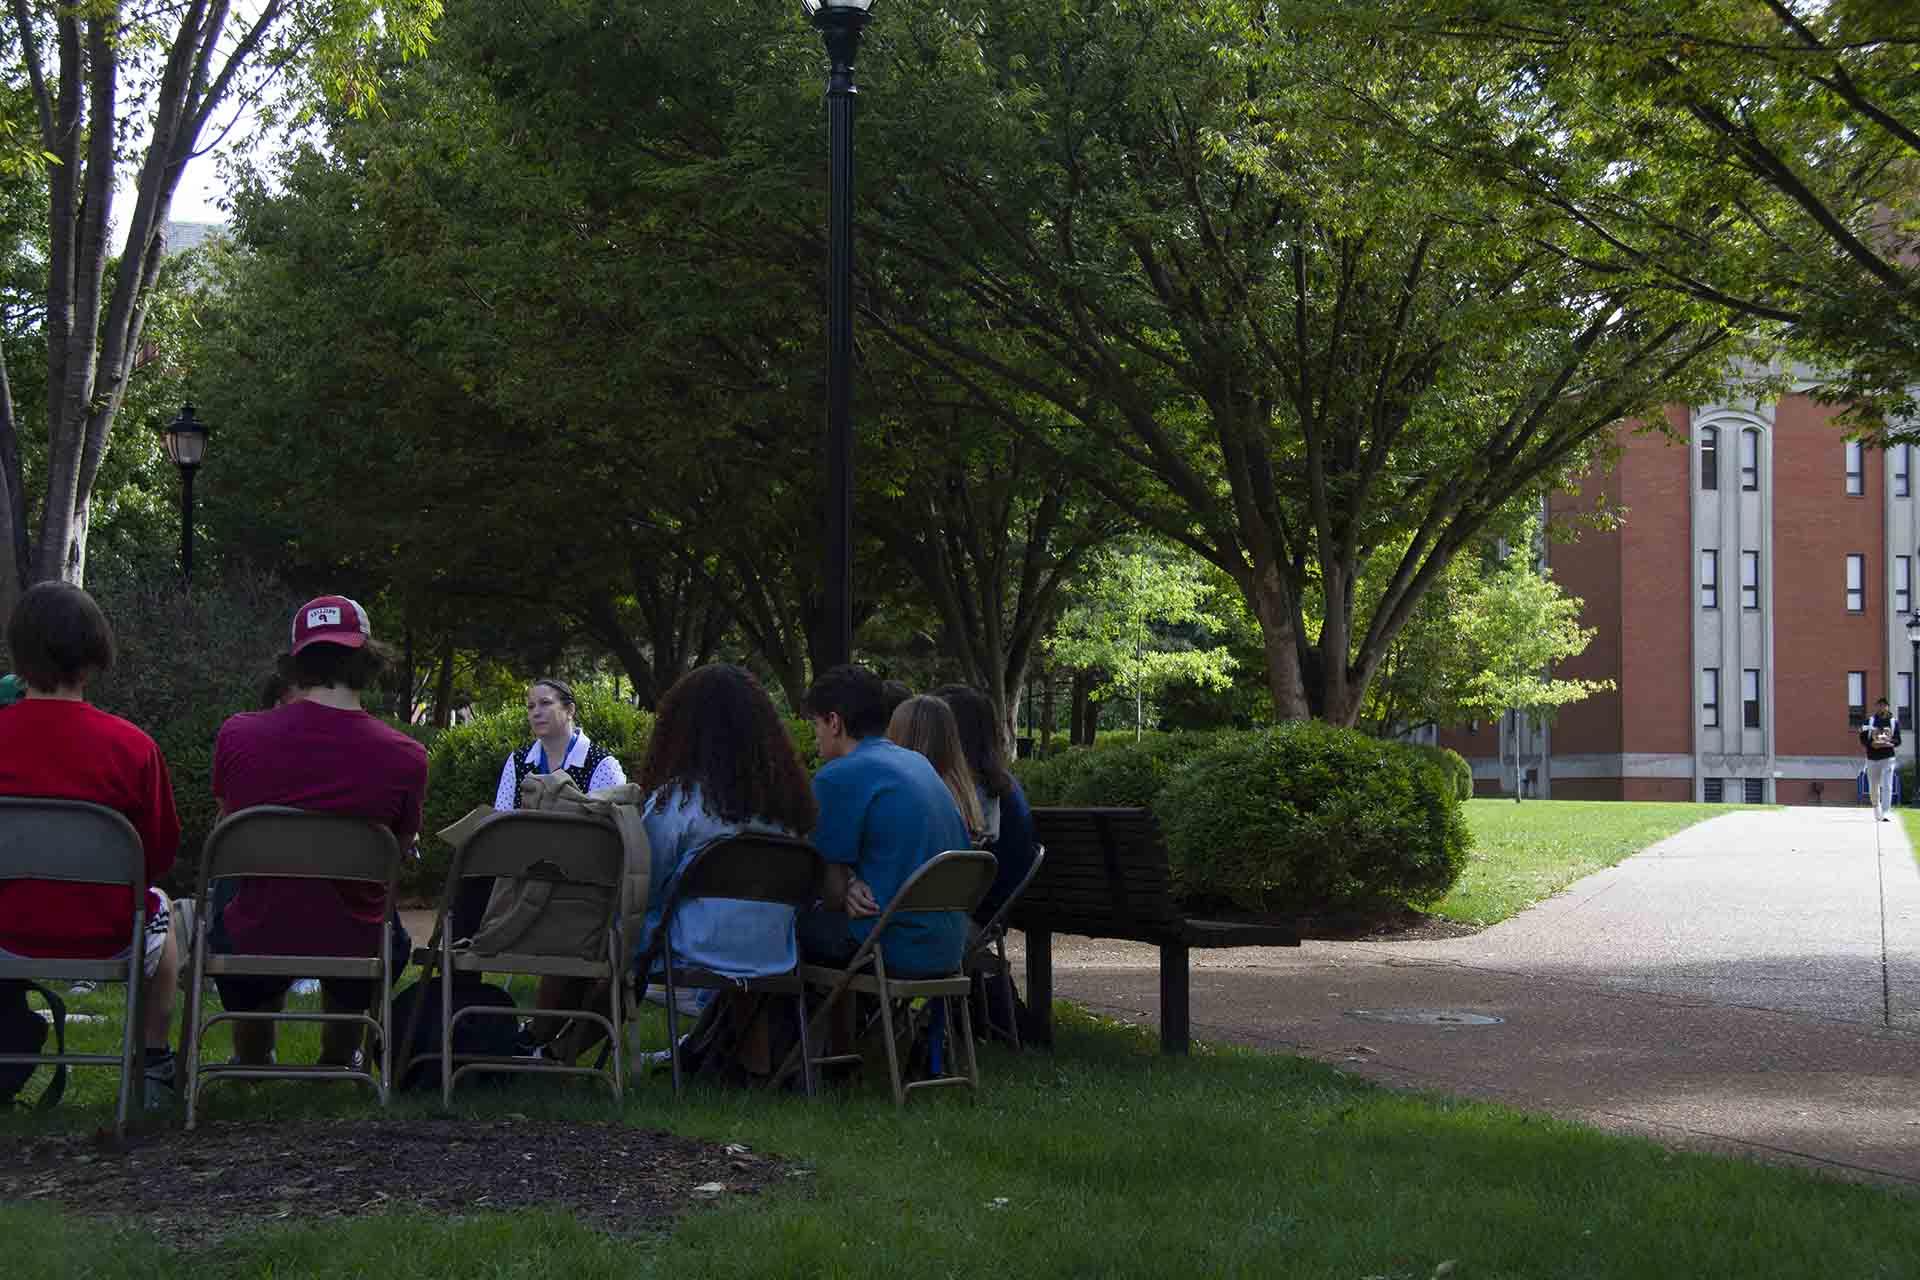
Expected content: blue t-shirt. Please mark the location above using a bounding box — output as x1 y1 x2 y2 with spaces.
810 737 971 977
633 784 798 980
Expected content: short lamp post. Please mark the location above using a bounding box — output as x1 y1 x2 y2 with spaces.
161 403 208 591
1906 610 1920 805
802 0 875 671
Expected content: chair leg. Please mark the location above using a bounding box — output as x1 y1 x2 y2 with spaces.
184 914 210 1131
874 971 905 1108
117 935 144 1139
608 965 625 1101
665 966 683 1098
375 920 392 1107
439 943 455 1109
795 989 815 1098
997 936 1022 1053
954 992 981 1096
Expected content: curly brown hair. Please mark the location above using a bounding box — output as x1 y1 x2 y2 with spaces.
639 664 817 830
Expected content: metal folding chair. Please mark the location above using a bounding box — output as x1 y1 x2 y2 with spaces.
966 843 1046 1049
790 850 998 1107
0 798 152 1136
182 806 402 1128
632 832 823 1097
407 810 628 1105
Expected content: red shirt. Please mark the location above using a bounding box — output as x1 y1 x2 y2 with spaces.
213 699 427 957
0 699 181 957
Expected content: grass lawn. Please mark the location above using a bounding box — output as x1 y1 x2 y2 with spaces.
5 980 1918 1279
1899 809 1920 870
1431 799 1764 927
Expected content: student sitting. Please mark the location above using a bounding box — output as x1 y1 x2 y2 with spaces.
0 583 182 1104
632 664 818 983
210 596 427 1070
931 683 1038 925
797 665 971 978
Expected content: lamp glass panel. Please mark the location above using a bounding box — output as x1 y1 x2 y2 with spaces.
802 0 875 13
174 429 206 467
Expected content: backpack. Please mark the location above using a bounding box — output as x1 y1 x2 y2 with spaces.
0 979 66 1108
384 976 519 1092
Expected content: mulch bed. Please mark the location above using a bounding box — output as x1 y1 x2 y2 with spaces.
0 1117 799 1244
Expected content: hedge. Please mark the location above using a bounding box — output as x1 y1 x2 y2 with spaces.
1159 723 1471 913
1015 724 1472 915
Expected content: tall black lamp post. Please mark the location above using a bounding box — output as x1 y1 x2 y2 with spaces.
160 403 208 590
803 0 875 672
1906 609 1920 805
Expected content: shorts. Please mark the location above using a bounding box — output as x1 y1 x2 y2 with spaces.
206 904 407 1014
0 887 169 981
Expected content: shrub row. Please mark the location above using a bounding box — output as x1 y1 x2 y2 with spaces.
1013 726 1473 914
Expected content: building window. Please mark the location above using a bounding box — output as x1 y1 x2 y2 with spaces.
1845 440 1864 495
1740 429 1759 491
1704 777 1724 803
1848 671 1867 727
1740 550 1759 610
1743 668 1761 729
1700 426 1718 491
1846 554 1866 612
1898 445 1911 498
1743 778 1765 805
1901 672 1913 729
1899 557 1912 615
1700 549 1719 609
1703 667 1720 728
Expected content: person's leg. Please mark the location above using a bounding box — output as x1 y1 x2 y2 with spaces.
317 979 372 1066
142 923 178 1050
214 975 290 1064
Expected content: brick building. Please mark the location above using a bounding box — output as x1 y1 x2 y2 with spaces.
1443 391 1920 805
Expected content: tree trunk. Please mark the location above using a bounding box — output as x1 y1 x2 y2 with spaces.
431 634 457 729
1240 559 1312 721
1040 669 1056 753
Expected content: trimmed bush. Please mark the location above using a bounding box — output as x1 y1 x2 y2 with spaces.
1407 742 1474 802
1014 731 1225 808
1159 722 1472 914
417 693 654 897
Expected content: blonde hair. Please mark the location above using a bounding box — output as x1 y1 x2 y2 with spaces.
887 694 984 838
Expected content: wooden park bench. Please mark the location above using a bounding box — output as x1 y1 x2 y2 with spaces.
1008 807 1301 1055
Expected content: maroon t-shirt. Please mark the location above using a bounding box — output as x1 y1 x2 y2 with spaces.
213 699 427 957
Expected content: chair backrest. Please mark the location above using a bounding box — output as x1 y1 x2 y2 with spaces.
199 805 402 897
671 832 822 909
452 810 624 887
879 849 998 921
0 797 144 887
976 842 1047 941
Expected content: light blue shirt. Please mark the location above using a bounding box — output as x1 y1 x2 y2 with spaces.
633 784 798 980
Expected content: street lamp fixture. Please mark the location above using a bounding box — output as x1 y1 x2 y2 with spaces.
160 403 208 590
802 0 876 672
1906 608 1920 806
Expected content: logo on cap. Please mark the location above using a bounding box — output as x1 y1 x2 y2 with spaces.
306 606 342 628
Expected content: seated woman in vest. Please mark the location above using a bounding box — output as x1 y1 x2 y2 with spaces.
631 664 817 999
0 583 182 1105
452 677 627 944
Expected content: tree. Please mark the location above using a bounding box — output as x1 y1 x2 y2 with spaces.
1049 543 1238 740
0 0 437 615
1361 0 1920 428
842 0 1734 726
1359 521 1612 738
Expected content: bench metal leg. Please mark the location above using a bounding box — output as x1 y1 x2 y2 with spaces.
1022 929 1054 1049
1159 942 1189 1056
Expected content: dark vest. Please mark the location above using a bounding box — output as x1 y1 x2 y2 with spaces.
512 740 614 806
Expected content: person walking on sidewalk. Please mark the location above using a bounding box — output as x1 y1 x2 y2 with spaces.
1860 696 1901 821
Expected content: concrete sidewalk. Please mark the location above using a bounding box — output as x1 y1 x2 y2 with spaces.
1017 805 1920 1186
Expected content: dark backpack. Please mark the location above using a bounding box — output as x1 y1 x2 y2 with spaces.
0 979 66 1108
384 976 519 1091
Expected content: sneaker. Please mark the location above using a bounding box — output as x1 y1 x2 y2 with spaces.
142 1052 178 1110
318 1048 367 1073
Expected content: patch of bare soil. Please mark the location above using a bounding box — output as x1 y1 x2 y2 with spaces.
0 1117 798 1244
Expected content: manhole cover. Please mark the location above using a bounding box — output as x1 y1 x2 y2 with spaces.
1346 1009 1504 1028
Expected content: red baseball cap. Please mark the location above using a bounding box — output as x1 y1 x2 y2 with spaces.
291 595 372 654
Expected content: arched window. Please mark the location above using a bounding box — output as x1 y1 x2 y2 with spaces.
1699 425 1718 490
